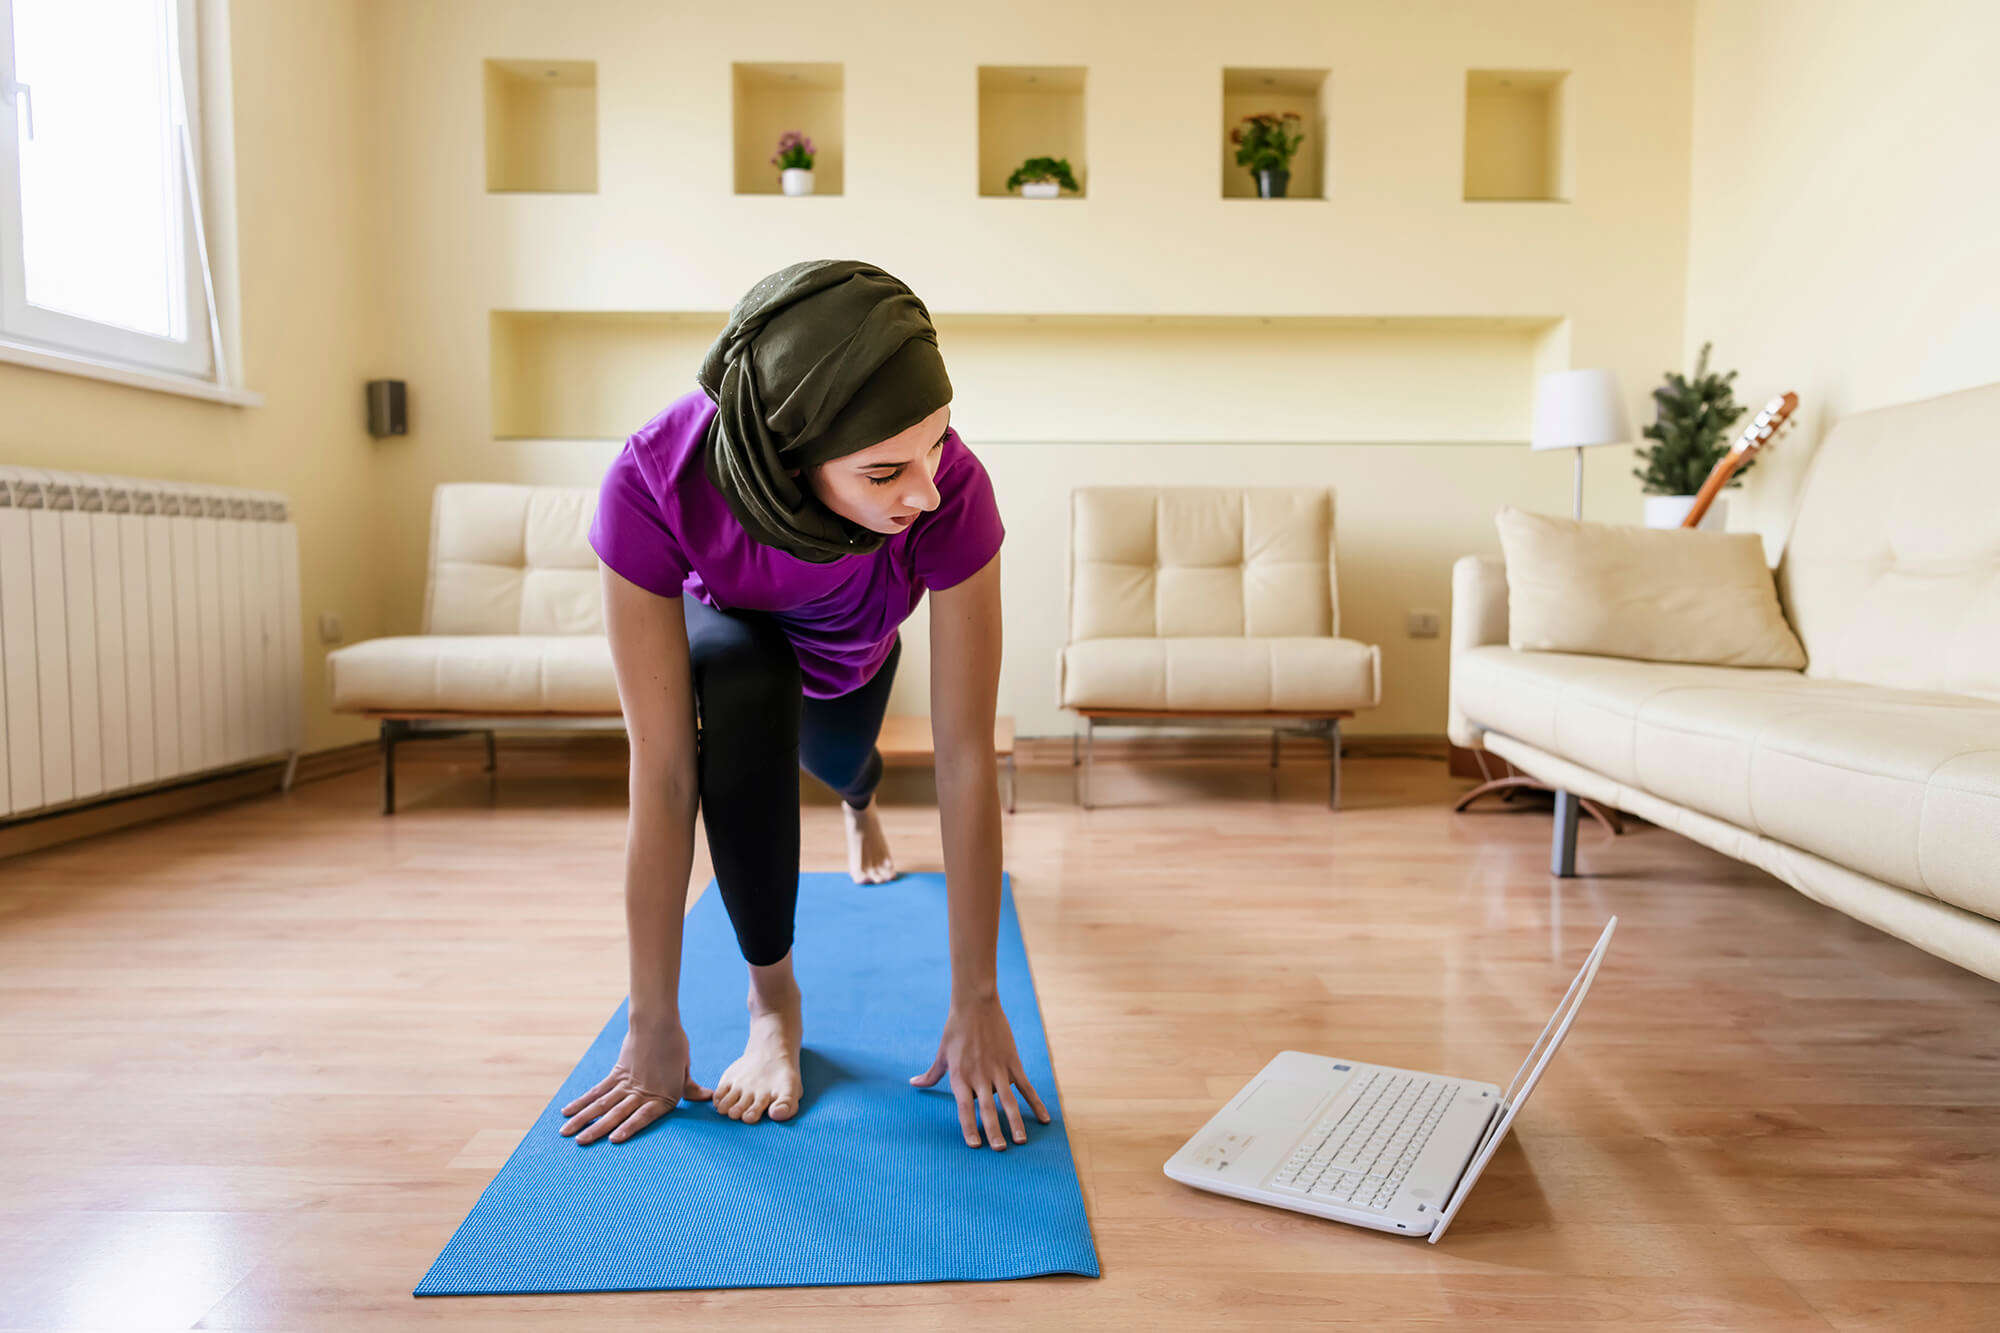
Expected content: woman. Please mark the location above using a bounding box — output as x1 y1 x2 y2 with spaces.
556 259 1050 1153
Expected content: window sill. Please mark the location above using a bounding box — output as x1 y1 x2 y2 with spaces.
0 336 263 408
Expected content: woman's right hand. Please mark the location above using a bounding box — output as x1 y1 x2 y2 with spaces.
559 1018 712 1144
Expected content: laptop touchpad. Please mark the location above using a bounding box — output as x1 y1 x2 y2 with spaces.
1237 1078 1327 1124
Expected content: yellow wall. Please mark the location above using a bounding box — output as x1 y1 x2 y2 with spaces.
362 0 1696 740
0 0 385 755
1685 0 2000 563
29 1 1880 750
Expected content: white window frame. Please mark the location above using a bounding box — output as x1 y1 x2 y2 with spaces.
0 0 253 404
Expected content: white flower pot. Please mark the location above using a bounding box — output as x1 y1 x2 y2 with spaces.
1644 494 1728 531
780 167 815 196
1020 180 1059 199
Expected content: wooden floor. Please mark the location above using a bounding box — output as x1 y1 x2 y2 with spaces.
2 741 1997 1330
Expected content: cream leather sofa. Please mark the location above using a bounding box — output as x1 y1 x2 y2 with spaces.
1448 381 2000 983
1060 485 1381 807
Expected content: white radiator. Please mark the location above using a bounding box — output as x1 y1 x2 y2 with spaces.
0 467 302 822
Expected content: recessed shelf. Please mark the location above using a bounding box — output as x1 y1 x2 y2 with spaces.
1222 68 1330 200
491 311 722 440
979 66 1086 198
733 62 843 195
484 59 597 193
1463 69 1570 202
490 309 1562 443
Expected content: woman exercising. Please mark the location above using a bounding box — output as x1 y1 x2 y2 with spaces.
557 259 1050 1153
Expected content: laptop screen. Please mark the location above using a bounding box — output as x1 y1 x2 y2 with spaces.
1427 916 1617 1244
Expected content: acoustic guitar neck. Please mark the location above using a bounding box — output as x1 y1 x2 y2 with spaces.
1680 391 1799 529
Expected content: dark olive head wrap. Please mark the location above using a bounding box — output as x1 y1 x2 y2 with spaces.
697 259 953 563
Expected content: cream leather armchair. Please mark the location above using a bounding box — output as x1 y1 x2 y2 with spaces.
326 482 624 812
330 482 1022 815
1060 485 1382 807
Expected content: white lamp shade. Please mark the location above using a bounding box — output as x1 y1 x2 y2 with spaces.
1530 368 1633 451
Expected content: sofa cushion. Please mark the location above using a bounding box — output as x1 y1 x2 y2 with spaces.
1777 380 2000 702
1456 645 2000 918
1494 506 1806 668
1750 704 2000 922
1060 637 1379 712
326 635 619 713
1070 487 1338 642
425 484 604 636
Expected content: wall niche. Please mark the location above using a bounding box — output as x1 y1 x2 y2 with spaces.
733 62 844 195
978 65 1087 199
484 59 597 193
1463 69 1570 202
1221 67 1330 200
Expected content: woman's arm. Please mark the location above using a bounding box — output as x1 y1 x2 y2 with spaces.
560 564 709 1144
910 551 1051 1149
600 564 701 1028
927 551 1005 1003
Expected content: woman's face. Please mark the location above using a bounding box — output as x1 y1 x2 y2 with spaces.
791 404 950 536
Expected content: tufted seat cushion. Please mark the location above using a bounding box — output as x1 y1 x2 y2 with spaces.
1062 636 1379 712
326 635 618 713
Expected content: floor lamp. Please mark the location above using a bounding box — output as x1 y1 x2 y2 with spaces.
1454 368 1633 835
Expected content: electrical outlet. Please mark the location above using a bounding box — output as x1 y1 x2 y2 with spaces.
318 612 343 645
1407 609 1441 639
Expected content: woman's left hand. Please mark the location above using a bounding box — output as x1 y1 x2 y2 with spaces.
910 994 1052 1149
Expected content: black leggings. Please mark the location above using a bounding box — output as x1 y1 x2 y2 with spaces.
682 593 901 968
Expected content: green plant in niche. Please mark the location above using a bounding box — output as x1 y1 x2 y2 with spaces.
770 130 815 170
1230 111 1305 173
1005 156 1080 192
1632 341 1751 496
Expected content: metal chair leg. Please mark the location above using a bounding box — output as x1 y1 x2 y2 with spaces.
1081 718 1094 809
483 731 497 773
380 720 402 815
1328 719 1342 810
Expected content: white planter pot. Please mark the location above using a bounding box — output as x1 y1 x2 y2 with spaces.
1644 494 1728 531
780 167 815 196
1020 180 1059 198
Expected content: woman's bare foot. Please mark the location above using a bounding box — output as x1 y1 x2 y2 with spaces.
843 793 897 883
713 961 805 1124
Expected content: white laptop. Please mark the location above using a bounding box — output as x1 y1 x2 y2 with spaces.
1164 916 1616 1243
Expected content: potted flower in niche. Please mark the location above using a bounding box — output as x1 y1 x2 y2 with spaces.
772 130 816 195
1231 110 1304 197
1633 341 1750 530
1006 156 1080 199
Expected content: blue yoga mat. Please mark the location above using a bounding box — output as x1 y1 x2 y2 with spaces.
415 869 1099 1295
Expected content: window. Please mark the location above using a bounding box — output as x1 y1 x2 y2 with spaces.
0 0 221 381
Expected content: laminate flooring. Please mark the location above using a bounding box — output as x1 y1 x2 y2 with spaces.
2 743 1995 1330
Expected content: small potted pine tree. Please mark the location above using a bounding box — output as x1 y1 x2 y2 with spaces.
771 130 816 195
1230 110 1304 197
1633 341 1750 529
1006 156 1080 199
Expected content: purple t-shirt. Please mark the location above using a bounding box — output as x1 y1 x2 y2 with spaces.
587 386 1005 698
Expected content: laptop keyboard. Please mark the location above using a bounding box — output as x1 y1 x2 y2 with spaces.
1268 1069 1458 1211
